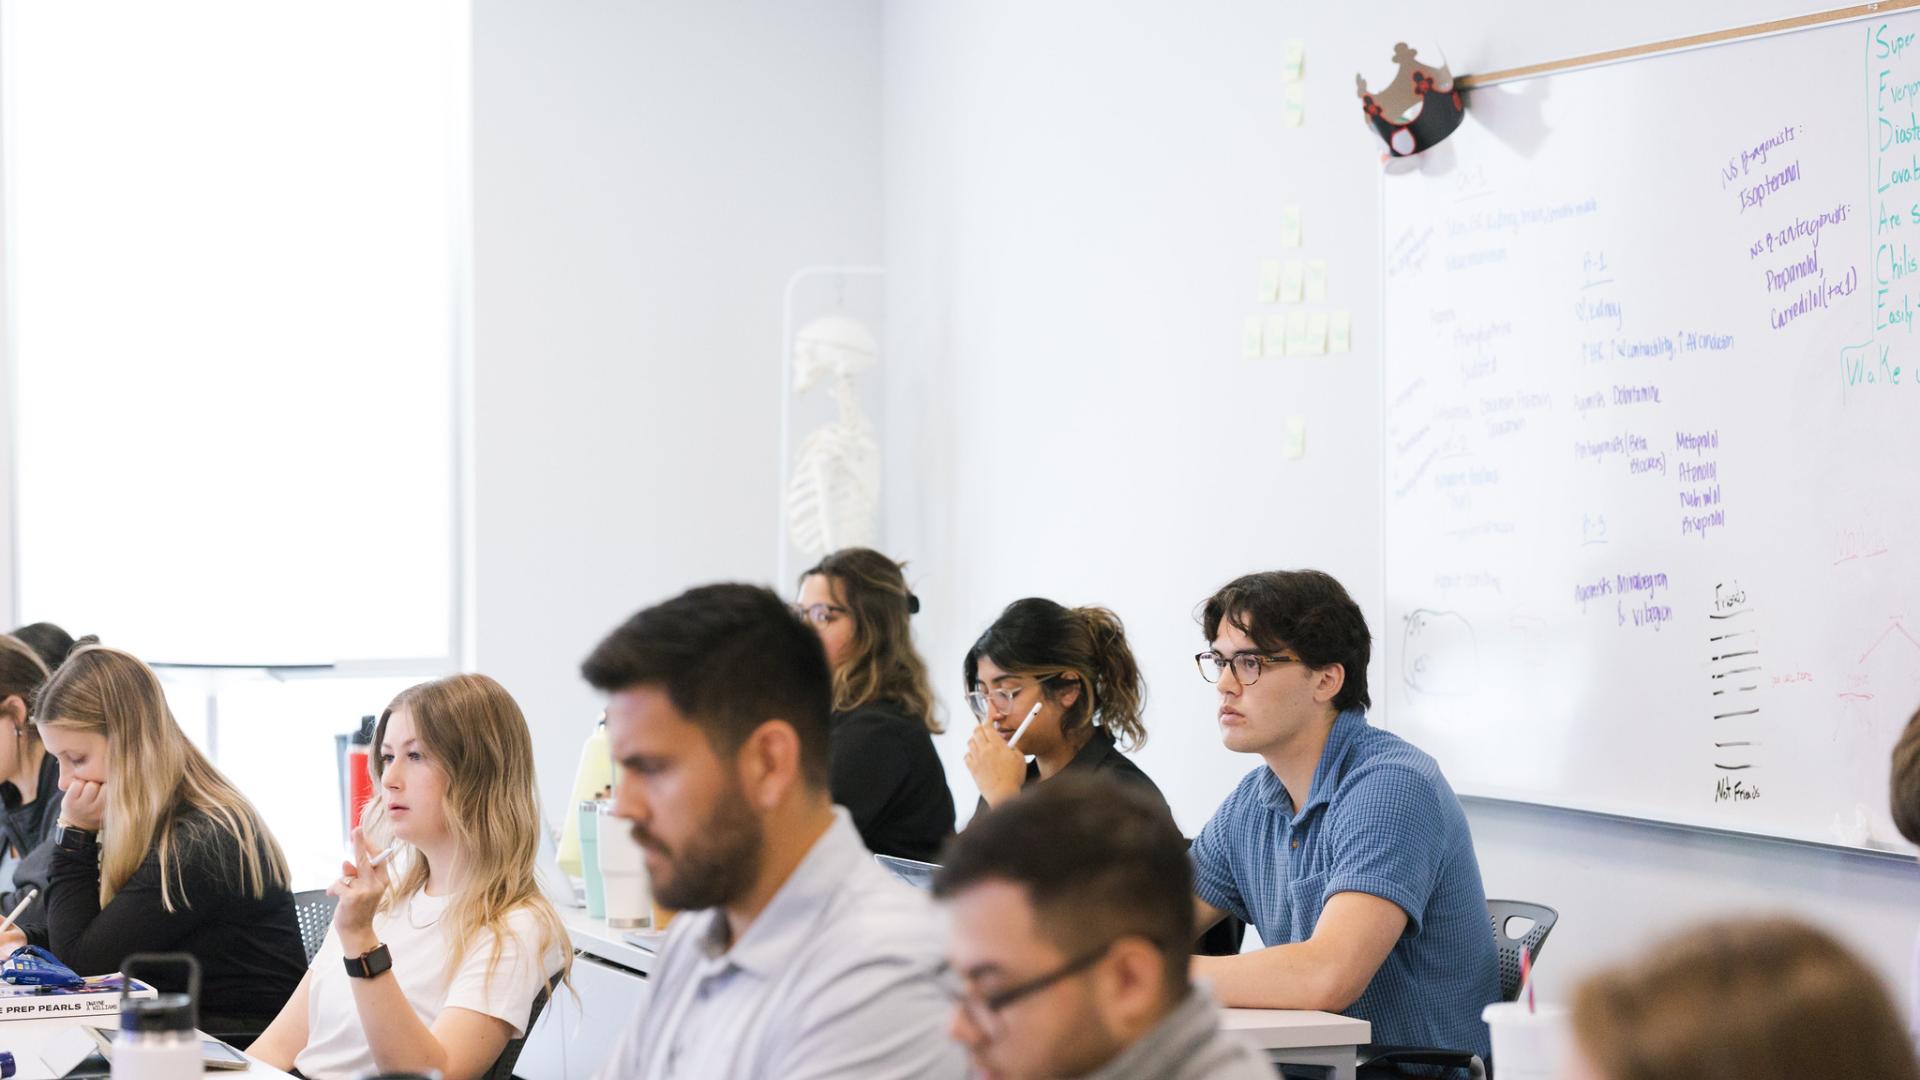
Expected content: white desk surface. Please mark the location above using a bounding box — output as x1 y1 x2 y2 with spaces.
0 1015 294 1079
561 905 661 975
1219 1006 1370 1049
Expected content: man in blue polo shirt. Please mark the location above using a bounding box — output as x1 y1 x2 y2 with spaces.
1189 569 1499 1065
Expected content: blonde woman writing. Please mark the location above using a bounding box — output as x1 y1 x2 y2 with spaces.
251 674 568 1080
20 645 305 1043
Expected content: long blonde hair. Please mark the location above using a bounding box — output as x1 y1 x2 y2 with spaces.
33 645 288 910
360 674 570 990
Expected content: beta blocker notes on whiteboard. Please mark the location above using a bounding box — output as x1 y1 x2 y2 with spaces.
1380 12 1920 853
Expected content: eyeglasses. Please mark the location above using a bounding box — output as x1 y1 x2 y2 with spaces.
936 942 1112 1039
793 602 849 627
1194 650 1300 685
963 675 1059 720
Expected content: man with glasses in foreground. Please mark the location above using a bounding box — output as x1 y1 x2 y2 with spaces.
1189 570 1500 1068
933 773 1274 1080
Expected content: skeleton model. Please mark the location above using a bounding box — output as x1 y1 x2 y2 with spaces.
786 315 881 560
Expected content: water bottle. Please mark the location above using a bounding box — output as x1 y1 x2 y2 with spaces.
579 800 606 919
112 954 200 1080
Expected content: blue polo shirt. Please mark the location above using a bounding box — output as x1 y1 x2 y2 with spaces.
1191 709 1499 1061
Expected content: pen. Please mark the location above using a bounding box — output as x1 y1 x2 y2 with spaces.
1006 703 1042 752
0 889 36 937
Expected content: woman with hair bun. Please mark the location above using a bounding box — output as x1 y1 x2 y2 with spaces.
962 598 1163 814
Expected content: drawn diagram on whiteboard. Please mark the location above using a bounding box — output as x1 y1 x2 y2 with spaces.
1706 579 1762 802
1831 615 1920 848
1402 609 1478 695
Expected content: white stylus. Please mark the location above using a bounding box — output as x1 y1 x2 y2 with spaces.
1005 702 1042 752
368 841 404 868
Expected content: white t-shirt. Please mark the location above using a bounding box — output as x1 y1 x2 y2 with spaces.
295 890 561 1080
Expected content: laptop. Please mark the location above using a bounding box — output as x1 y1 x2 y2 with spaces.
874 853 940 891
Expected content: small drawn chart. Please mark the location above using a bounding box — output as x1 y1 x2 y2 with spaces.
1706 580 1761 802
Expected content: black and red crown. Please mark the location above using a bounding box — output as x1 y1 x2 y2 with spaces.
1356 43 1466 157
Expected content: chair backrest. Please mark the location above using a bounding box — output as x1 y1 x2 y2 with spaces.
1488 898 1559 1003
293 889 340 965
482 970 564 1080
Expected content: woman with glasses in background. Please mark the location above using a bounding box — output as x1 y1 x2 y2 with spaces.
796 548 955 861
962 598 1163 816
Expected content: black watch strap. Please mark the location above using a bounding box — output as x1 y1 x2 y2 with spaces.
343 943 393 979
53 824 97 854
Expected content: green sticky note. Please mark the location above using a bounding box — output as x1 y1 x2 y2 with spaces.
1281 205 1303 248
1280 260 1305 304
1263 314 1288 357
1259 260 1281 303
1283 311 1310 355
1305 260 1329 303
1284 416 1307 460
1305 312 1329 354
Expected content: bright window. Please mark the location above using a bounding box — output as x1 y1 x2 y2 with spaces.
4 0 468 666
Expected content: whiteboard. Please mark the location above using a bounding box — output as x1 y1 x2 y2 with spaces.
1380 11 1920 854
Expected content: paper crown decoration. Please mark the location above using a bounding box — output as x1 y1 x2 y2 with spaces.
1356 42 1465 157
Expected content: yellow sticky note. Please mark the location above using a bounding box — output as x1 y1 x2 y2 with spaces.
1281 206 1302 249
1259 260 1281 303
1330 310 1352 353
1284 416 1307 459
1283 311 1310 355
1305 260 1329 303
1305 312 1329 354
1263 314 1288 357
1284 40 1306 81
1284 102 1304 128
1243 317 1265 359
1280 260 1305 304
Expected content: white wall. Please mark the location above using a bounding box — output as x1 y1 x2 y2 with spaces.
470 0 884 817
881 0 1920 1002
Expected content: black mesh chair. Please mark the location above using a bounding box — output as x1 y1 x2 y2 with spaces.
1347 899 1561 1080
293 889 339 965
483 970 564 1080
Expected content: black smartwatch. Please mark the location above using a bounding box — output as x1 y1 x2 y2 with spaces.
343 943 393 980
53 823 97 854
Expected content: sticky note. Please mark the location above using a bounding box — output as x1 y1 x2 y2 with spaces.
1305 260 1329 303
1283 102 1304 128
1284 40 1306 81
1263 314 1288 357
1284 416 1307 460
1281 205 1302 249
1330 310 1352 353
1305 312 1329 354
1285 83 1307 106
1283 311 1310 355
1243 317 1265 359
1259 260 1281 303
1280 260 1305 304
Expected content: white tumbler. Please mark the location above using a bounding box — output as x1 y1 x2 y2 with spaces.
1481 1002 1569 1080
596 804 652 929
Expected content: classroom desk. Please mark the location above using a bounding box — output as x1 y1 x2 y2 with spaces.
0 1014 295 1079
1222 1008 1371 1080
522 910 1373 1080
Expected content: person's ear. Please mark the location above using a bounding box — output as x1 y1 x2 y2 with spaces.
0 695 25 731
1096 937 1169 1029
1052 675 1083 711
1311 663 1346 706
737 719 805 811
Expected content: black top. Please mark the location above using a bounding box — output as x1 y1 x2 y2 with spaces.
973 725 1167 820
1 752 65 946
46 807 306 1030
829 701 956 863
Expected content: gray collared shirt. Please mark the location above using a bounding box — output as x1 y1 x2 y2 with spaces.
1082 985 1276 1080
596 808 964 1079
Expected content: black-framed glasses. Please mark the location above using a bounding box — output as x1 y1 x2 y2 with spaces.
963 674 1060 720
793 602 849 627
937 942 1111 1037
1195 650 1300 685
